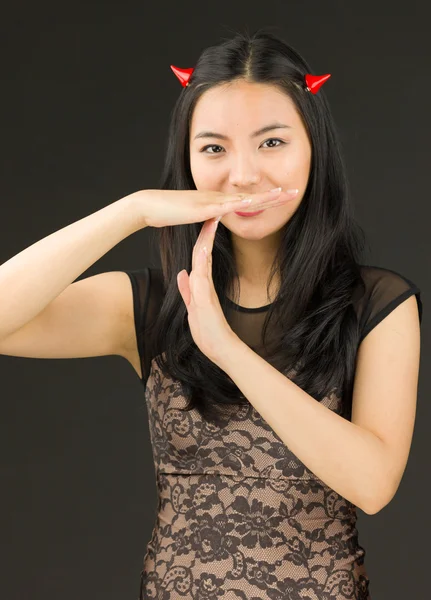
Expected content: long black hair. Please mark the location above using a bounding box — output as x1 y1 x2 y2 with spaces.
148 27 369 426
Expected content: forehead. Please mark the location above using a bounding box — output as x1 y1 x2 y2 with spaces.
190 80 300 133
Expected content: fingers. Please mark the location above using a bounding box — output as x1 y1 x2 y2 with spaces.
223 188 299 211
225 187 283 206
253 190 299 211
192 187 300 272
192 216 216 274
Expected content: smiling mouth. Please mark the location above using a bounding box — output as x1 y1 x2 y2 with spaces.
234 209 265 217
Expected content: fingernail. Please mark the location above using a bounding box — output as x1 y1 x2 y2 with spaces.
270 187 282 193
285 188 299 194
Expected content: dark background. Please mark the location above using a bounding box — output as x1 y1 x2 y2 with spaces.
0 1 429 598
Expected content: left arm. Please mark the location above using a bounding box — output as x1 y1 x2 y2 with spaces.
214 295 421 515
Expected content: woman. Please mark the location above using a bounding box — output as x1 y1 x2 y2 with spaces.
127 30 422 599
0 29 422 600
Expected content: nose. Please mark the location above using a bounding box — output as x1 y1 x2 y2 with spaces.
228 154 261 189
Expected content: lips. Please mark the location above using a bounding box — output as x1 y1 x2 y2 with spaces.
234 210 265 217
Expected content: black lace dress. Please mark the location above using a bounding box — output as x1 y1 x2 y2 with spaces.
124 265 422 600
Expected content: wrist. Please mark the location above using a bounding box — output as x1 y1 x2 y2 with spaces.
120 190 150 233
213 332 244 372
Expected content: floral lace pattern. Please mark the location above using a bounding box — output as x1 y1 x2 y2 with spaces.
138 359 371 600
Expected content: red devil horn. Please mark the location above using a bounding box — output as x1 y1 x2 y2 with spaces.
170 65 195 87
304 73 331 94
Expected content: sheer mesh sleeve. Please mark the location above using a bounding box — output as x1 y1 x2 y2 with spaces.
123 268 150 383
356 265 423 344
123 267 165 385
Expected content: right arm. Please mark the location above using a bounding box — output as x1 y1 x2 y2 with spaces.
0 193 145 362
0 186 289 366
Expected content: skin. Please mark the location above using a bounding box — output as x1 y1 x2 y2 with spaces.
189 79 312 298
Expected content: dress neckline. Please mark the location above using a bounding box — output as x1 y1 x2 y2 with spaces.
224 295 273 313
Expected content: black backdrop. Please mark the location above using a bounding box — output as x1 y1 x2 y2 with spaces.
0 1 429 598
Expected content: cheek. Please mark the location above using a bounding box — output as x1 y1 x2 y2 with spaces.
190 156 222 186
280 139 311 170
264 191 304 224
283 149 310 177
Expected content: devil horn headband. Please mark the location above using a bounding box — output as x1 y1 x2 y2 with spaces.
170 64 331 94
170 65 195 88
304 73 331 93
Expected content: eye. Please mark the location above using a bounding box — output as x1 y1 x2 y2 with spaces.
261 138 286 149
199 138 286 154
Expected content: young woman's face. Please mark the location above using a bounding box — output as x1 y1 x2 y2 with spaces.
189 79 312 240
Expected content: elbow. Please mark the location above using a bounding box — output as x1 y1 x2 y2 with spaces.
361 451 401 515
361 484 398 515
362 500 384 516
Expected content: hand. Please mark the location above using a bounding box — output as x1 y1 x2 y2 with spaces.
176 215 236 364
129 187 299 229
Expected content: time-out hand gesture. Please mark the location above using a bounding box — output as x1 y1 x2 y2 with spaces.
176 215 235 364
133 187 299 228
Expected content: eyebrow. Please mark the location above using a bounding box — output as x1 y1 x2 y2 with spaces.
193 122 293 141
